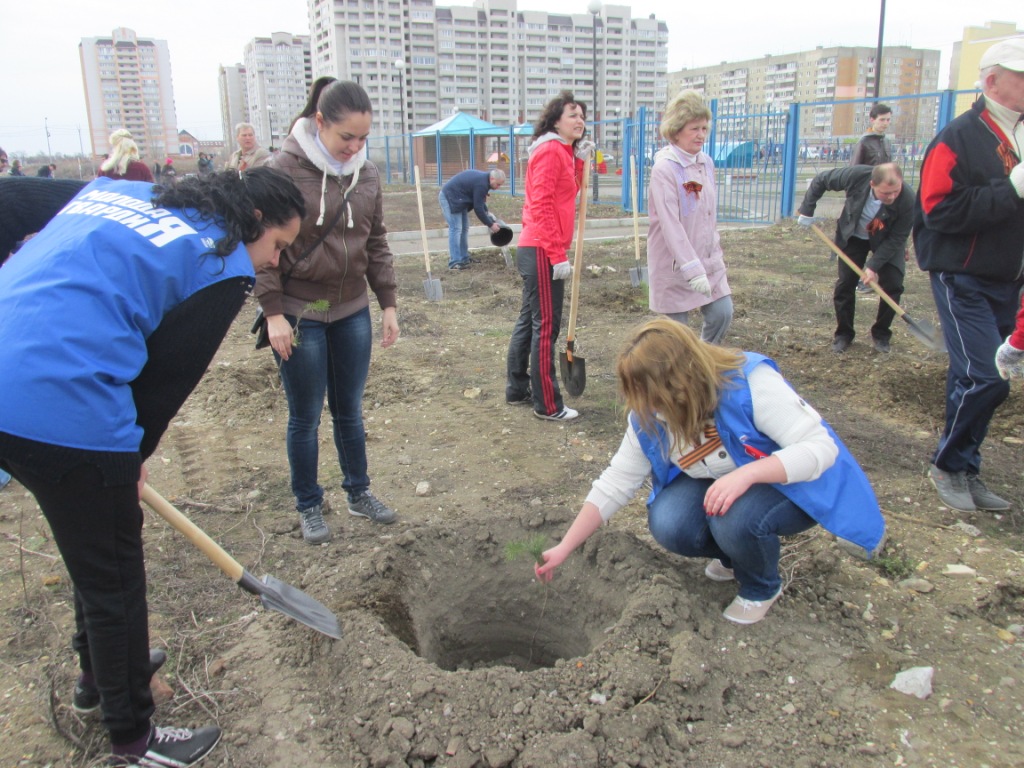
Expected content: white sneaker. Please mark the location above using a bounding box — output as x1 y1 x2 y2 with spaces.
704 559 735 582
533 406 579 421
722 588 782 625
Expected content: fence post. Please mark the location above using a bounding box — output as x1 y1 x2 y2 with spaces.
407 132 415 185
779 102 801 220
936 90 957 133
469 127 476 169
637 105 648 215
708 98 719 167
507 127 517 197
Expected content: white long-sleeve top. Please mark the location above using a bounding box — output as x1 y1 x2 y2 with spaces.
585 365 839 522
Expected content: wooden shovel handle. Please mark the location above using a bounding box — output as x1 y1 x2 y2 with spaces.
809 223 905 317
566 160 591 342
413 166 432 275
141 484 244 583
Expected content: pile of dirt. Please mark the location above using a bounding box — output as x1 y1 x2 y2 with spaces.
2 221 1023 767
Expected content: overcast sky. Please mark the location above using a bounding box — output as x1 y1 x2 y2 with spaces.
2 0 1020 155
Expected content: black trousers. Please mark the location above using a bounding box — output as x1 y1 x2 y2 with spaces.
833 236 904 343
10 462 154 744
506 246 566 415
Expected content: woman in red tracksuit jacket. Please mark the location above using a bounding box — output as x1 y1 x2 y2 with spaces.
505 90 589 421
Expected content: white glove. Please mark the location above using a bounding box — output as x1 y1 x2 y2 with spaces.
688 274 712 298
1010 162 1024 198
797 214 815 228
551 260 573 281
995 338 1024 379
574 139 597 161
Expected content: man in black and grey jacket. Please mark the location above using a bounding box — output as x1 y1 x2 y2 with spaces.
797 162 914 354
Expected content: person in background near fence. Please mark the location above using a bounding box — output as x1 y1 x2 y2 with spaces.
534 318 884 625
851 103 893 167
98 129 155 182
647 90 733 344
914 37 1024 514
506 90 593 422
0 168 304 767
438 168 506 270
258 77 400 542
197 152 215 177
226 122 271 172
797 163 914 354
0 148 8 175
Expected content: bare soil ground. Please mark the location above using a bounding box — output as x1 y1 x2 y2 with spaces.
2 204 1024 768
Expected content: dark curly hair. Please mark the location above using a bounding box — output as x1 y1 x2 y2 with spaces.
152 168 305 258
532 91 587 141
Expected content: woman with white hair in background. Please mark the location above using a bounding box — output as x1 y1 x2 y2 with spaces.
647 90 733 344
97 129 154 182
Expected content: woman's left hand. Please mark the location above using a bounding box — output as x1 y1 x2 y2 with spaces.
704 456 786 516
381 307 400 348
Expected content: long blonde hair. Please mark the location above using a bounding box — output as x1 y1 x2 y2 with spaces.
617 318 746 453
100 129 140 176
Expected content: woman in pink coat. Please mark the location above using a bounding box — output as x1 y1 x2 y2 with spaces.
647 91 733 344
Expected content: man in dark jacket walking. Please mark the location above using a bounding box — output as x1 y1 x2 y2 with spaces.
914 37 1024 513
798 162 914 354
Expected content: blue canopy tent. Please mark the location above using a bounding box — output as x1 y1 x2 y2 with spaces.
413 113 505 186
711 140 757 169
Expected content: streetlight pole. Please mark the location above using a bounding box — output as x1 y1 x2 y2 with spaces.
394 58 408 183
873 0 886 100
587 0 601 202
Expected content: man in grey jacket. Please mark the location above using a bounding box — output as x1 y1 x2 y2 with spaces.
797 163 914 353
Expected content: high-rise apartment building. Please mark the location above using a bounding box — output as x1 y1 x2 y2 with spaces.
243 32 313 148
949 21 1023 115
218 64 250 149
80 28 179 160
307 0 667 136
668 45 940 143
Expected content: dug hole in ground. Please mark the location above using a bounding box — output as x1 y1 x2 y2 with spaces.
1 219 1023 768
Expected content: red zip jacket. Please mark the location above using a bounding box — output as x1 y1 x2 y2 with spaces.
517 134 583 264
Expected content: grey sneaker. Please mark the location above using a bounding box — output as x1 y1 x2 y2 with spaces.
927 464 975 512
966 474 1011 511
299 502 332 543
348 491 397 525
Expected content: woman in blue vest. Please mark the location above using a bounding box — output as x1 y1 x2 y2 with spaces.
0 169 304 767
535 318 884 625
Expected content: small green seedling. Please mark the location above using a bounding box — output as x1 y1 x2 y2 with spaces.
292 299 331 346
504 534 549 566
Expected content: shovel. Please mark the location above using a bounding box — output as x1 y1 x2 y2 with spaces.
141 484 342 640
559 161 591 398
628 156 648 288
809 224 945 353
414 166 443 301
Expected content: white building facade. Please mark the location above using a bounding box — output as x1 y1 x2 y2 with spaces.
242 32 313 148
218 64 250 150
307 0 667 137
79 28 179 160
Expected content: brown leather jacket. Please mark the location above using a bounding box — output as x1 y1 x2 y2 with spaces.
254 117 396 318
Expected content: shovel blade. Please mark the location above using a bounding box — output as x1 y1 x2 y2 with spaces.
559 348 586 397
423 277 443 302
902 314 946 353
629 266 649 288
240 571 343 639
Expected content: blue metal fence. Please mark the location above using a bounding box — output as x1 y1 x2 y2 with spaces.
367 88 978 224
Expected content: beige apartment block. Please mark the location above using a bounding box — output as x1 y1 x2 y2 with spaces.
307 0 667 136
667 45 940 143
80 28 180 161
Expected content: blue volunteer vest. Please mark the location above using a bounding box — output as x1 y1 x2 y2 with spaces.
631 353 884 554
0 178 255 452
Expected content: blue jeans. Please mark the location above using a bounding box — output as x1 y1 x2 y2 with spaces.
275 307 372 510
929 271 1019 474
439 191 469 267
665 294 734 345
647 472 816 600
